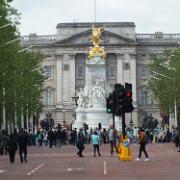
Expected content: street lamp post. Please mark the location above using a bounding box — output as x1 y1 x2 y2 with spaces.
62 110 66 122
71 91 79 107
129 114 134 129
2 87 6 130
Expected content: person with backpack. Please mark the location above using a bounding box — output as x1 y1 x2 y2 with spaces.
136 128 149 161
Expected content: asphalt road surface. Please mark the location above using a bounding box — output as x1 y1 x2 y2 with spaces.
0 143 180 180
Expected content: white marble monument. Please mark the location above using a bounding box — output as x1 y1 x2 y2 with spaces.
74 56 112 130
74 26 112 130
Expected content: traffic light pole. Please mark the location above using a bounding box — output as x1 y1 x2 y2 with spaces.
122 112 126 139
112 112 115 129
112 91 115 129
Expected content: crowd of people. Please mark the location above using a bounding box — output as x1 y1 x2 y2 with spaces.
1 125 180 164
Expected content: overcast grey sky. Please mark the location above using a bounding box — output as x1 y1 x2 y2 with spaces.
12 0 180 35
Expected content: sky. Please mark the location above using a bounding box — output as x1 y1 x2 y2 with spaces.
11 0 180 35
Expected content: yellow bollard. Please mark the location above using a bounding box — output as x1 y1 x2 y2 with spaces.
118 137 132 161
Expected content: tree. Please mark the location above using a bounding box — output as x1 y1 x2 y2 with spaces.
0 0 21 129
148 48 180 130
0 0 46 131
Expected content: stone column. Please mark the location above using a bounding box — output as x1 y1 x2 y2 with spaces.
69 54 76 100
62 54 76 102
130 53 138 126
56 54 63 107
116 53 124 84
130 53 137 105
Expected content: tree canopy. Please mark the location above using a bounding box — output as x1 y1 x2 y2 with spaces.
148 48 180 114
0 0 45 130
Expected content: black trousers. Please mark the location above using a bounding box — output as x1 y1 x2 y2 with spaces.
138 143 148 158
109 140 119 155
77 146 84 156
93 144 100 156
19 146 27 162
9 151 16 163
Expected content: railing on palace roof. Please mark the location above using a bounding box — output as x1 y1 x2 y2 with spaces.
136 33 180 40
21 34 57 43
20 33 180 44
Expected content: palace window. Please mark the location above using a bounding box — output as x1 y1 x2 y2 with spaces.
123 63 130 70
106 53 117 80
44 87 54 106
140 87 152 105
108 65 116 78
141 90 148 105
140 66 147 79
44 66 52 79
76 64 85 79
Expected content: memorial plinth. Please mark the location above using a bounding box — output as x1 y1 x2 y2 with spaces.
74 55 112 129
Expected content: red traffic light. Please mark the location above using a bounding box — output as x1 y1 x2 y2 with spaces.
126 92 132 97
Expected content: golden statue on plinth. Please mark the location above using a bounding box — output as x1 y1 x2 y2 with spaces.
88 25 106 60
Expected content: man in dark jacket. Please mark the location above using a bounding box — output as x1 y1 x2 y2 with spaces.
7 134 17 163
18 129 28 163
76 128 85 157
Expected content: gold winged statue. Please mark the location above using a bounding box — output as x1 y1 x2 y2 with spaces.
88 25 106 60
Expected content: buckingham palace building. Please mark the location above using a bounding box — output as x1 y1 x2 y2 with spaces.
21 22 180 127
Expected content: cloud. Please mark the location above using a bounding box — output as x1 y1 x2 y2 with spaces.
11 0 180 35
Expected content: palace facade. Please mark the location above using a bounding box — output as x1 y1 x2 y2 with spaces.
21 22 180 127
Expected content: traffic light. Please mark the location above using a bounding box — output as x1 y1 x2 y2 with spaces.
106 92 115 113
124 83 134 113
115 84 125 116
98 122 102 129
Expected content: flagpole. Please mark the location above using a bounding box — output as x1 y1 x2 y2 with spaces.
94 0 97 23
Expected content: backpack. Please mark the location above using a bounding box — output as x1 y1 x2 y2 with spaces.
139 132 147 144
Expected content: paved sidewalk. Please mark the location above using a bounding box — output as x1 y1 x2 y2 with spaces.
0 143 179 180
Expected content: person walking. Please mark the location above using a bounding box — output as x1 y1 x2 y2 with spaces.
76 128 85 157
91 131 101 157
174 128 180 152
136 129 149 161
48 129 54 148
102 128 107 144
18 129 28 163
7 134 17 163
108 125 119 156
36 130 43 148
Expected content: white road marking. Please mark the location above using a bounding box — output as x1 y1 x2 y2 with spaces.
76 168 83 171
67 168 83 172
27 163 44 176
104 161 107 175
67 168 72 171
0 170 7 174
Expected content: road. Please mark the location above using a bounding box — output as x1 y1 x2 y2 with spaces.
0 143 180 180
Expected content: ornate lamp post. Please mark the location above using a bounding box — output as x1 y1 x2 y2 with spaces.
71 91 79 107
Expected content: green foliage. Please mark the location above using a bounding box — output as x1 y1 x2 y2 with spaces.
148 48 180 113
0 0 45 128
